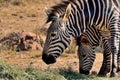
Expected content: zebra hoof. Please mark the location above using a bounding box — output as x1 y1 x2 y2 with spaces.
98 69 110 77
97 74 107 77
110 72 118 77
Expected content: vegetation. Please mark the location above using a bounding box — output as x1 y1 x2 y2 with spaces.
0 60 66 80
0 60 119 80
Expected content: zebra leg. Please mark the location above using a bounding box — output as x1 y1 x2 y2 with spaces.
98 53 111 76
110 12 120 77
110 35 119 77
98 37 111 76
117 45 120 72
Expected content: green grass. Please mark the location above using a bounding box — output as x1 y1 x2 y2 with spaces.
0 60 66 80
57 67 120 80
0 60 119 80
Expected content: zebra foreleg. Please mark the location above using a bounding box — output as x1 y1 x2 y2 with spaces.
98 53 111 76
110 35 119 77
117 49 120 72
98 38 111 76
110 53 118 77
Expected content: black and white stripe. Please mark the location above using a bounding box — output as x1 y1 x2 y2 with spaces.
42 0 120 77
77 26 111 76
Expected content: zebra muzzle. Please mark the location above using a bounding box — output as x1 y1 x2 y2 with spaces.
42 53 57 64
80 69 90 75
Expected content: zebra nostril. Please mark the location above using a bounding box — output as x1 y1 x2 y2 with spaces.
48 54 56 63
42 53 56 64
42 53 48 63
82 55 86 58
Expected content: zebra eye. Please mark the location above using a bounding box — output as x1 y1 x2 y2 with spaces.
82 54 86 58
81 38 89 44
79 35 89 44
82 39 89 44
50 32 57 37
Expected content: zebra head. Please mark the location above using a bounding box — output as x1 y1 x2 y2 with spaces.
77 35 96 74
42 4 72 64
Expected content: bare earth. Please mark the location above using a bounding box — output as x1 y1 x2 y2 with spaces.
0 50 103 74
0 0 104 75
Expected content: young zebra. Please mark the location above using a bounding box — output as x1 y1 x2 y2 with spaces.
42 0 120 77
76 26 111 76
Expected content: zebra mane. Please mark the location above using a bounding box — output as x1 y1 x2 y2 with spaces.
46 0 76 23
51 1 69 13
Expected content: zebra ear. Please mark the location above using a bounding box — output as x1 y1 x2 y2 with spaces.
63 3 71 22
45 7 52 16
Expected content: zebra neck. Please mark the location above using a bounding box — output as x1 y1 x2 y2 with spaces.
66 0 114 38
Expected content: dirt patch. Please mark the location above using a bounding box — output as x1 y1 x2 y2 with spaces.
0 0 56 38
0 51 103 74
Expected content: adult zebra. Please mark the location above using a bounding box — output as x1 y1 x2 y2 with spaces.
76 26 111 76
42 0 120 77
44 0 111 76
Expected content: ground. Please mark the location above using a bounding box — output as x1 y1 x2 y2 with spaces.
0 0 105 76
0 50 103 75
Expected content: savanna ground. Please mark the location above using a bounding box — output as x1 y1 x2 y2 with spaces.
0 0 119 80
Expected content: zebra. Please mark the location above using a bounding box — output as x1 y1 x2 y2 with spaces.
44 0 111 76
76 26 111 76
42 0 120 77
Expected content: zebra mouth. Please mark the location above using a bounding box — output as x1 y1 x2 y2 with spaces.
80 69 90 75
42 53 57 64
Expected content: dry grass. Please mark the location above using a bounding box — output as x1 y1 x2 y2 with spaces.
0 0 53 38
